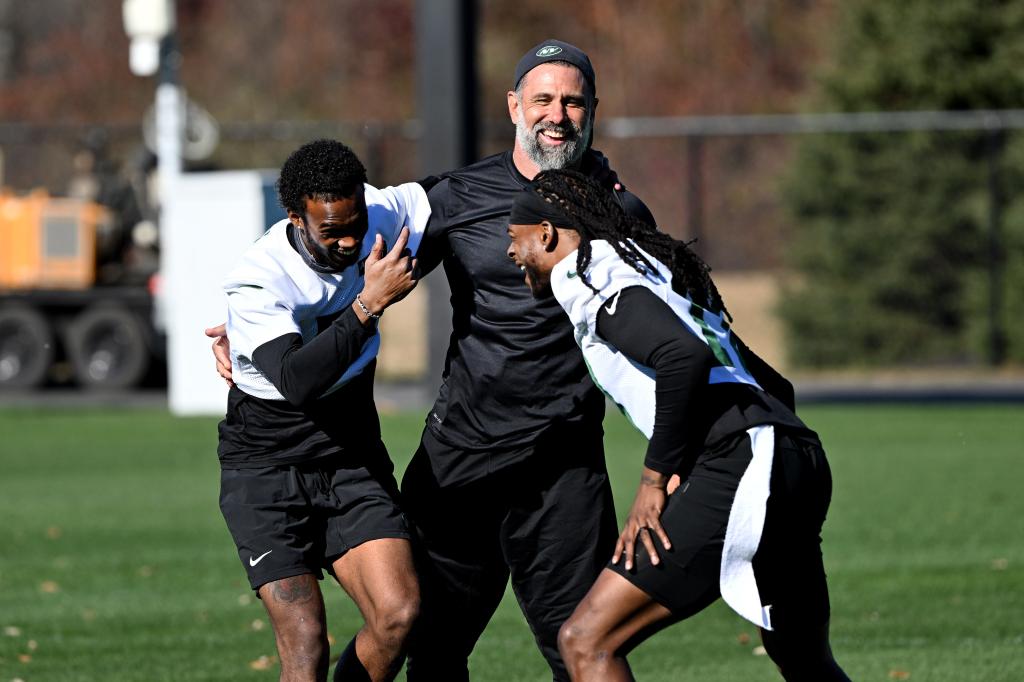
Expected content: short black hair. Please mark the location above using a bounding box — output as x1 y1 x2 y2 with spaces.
276 139 368 216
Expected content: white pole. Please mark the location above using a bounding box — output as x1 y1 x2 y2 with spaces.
154 80 182 238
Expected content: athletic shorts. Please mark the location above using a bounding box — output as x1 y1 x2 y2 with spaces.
608 427 833 630
219 443 411 590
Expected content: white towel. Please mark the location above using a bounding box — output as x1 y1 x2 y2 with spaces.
719 424 775 630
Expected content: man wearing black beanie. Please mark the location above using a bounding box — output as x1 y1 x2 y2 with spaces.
399 39 654 681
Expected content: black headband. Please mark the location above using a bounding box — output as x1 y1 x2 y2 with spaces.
509 187 574 228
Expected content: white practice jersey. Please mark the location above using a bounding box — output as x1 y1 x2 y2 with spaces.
223 182 431 401
552 238 779 631
550 239 761 438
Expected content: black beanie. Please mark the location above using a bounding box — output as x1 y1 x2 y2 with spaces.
512 39 596 95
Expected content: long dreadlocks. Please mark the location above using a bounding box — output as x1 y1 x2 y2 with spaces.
528 169 730 320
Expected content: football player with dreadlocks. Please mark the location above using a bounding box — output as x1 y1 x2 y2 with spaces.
506 169 850 682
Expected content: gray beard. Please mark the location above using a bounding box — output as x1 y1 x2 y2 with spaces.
515 111 591 171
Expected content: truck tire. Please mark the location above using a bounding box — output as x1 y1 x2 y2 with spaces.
0 306 55 389
65 306 150 389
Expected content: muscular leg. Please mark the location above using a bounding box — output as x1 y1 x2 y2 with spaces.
557 569 678 682
556 433 751 681
258 573 330 682
331 538 420 682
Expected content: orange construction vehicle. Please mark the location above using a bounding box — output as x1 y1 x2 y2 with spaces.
0 190 163 389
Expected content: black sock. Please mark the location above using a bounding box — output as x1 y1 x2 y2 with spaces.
333 637 372 682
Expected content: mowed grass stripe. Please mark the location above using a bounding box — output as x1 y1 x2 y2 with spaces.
0 404 1021 681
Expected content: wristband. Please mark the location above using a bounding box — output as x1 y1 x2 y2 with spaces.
355 295 381 320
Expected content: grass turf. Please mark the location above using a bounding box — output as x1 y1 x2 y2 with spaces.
0 404 1021 680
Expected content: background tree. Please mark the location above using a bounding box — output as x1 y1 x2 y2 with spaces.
781 0 1024 366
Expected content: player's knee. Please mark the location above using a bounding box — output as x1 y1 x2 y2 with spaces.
557 616 599 665
369 593 420 645
275 615 328 665
385 597 420 638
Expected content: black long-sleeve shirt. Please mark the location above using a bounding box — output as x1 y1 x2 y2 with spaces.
595 286 807 477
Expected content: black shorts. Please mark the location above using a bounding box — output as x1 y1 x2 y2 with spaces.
219 443 411 590
608 427 833 630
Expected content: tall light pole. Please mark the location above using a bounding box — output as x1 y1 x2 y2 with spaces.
123 0 180 344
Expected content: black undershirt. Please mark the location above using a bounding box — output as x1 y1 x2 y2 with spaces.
251 309 374 406
595 286 807 477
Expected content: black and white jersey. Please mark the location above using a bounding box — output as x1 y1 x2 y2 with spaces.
551 239 807 476
552 240 815 630
225 182 429 401
217 182 431 468
416 151 656 466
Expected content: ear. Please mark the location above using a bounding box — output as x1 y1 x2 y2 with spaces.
507 90 520 124
541 222 558 252
288 210 304 230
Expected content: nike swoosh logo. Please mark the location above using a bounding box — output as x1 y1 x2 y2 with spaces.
604 290 622 315
249 550 273 567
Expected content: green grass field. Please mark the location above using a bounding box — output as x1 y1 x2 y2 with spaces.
1 403 1022 681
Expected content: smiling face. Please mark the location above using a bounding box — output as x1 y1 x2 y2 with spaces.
291 188 368 271
508 63 595 176
503 220 561 294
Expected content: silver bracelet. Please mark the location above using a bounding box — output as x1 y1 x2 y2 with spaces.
355 294 381 320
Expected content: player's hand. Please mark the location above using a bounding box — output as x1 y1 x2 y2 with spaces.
581 147 624 191
357 227 418 321
612 467 672 571
205 324 234 387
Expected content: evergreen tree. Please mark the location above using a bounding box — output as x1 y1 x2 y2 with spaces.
781 0 1024 366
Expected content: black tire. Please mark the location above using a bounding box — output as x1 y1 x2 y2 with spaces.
65 306 150 389
0 306 55 389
